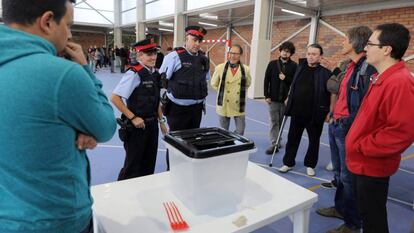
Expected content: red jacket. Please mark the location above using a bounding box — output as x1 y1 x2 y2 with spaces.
346 61 414 177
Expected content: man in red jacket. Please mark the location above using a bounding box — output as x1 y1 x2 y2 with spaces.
346 23 414 233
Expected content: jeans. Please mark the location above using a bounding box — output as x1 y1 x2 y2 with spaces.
329 122 361 229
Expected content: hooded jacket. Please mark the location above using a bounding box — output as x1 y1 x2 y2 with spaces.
0 25 116 233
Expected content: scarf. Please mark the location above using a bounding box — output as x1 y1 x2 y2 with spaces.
217 61 247 113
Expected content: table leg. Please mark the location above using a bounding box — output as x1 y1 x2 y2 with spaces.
290 207 310 233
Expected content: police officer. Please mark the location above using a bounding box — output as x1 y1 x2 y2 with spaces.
111 38 168 180
159 26 210 169
159 26 210 131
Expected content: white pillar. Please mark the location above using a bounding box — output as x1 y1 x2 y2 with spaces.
308 10 320 44
174 0 186 48
114 0 122 47
136 0 146 42
248 0 274 99
225 24 232 60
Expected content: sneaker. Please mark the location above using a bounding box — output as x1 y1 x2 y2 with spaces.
316 207 344 220
321 180 337 189
265 145 277 155
278 165 292 173
306 167 316 176
326 224 360 233
326 161 333 171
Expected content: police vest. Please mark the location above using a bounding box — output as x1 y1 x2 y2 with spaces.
168 47 209 100
126 64 161 118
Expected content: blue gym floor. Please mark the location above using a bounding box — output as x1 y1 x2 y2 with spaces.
89 67 414 233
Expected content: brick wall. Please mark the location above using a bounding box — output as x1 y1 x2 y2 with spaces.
155 7 414 72
71 31 106 53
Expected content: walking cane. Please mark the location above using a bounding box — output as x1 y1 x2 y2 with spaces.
269 115 288 167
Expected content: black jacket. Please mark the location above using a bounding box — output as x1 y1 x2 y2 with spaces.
263 58 297 102
285 58 339 123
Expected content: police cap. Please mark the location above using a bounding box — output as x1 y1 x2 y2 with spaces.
185 26 207 40
133 38 158 53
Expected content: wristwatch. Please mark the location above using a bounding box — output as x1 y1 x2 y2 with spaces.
159 116 167 123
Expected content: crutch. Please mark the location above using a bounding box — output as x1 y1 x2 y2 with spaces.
269 115 288 167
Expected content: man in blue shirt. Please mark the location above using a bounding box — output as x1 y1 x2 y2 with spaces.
112 39 168 180
0 0 117 232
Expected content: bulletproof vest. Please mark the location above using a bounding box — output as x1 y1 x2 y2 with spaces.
168 47 209 100
126 64 161 118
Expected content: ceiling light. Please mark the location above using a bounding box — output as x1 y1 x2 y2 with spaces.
158 28 174 32
281 8 305 17
198 21 218 27
199 13 218 20
159 21 173 27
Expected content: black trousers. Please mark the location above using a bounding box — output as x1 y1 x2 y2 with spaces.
165 101 203 169
166 101 203 131
283 116 324 168
354 174 390 233
118 122 159 180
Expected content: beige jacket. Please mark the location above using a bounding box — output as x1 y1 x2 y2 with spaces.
211 63 251 117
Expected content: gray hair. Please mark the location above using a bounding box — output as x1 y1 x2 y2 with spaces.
347 26 372 53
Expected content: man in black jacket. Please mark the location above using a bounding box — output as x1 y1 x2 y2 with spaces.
279 44 341 176
263 41 297 154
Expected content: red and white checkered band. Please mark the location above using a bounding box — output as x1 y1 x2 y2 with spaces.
202 39 232 46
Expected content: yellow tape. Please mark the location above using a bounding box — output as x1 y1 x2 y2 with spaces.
401 153 414 161
307 184 321 191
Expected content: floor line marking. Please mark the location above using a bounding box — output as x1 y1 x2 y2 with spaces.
254 162 330 183
398 168 414 175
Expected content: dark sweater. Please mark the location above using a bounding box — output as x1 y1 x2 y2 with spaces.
290 65 316 118
263 58 297 102
285 58 339 123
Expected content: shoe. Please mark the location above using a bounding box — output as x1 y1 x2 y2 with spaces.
278 165 292 173
306 167 316 176
326 224 360 233
316 207 344 220
321 180 337 189
326 162 333 171
265 145 277 155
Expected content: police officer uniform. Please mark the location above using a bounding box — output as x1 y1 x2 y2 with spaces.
113 39 163 180
159 26 210 131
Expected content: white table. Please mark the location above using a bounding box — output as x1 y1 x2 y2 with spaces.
91 162 318 233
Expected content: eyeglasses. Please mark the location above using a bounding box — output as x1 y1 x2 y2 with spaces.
366 42 383 48
228 52 241 56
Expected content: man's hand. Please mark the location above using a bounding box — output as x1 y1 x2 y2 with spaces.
320 57 337 72
132 117 145 129
265 98 272 104
64 42 88 66
279 73 286 80
160 122 169 135
76 133 97 150
325 113 331 123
